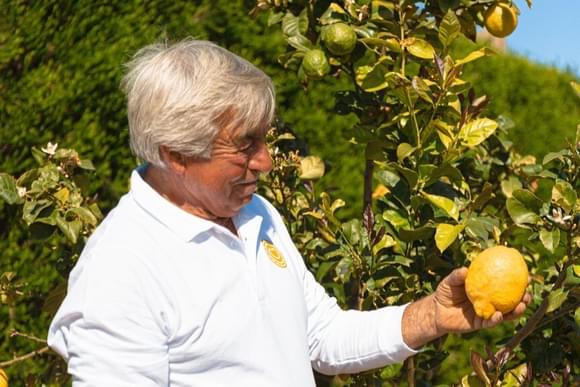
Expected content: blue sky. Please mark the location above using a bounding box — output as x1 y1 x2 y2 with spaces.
506 0 579 76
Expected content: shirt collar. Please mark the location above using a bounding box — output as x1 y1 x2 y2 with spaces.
128 166 263 243
129 166 216 241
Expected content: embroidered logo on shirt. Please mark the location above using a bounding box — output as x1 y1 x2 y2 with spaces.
262 240 287 268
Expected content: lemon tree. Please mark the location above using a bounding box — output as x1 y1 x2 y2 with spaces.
255 0 579 385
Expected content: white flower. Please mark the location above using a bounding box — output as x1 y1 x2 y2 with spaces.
41 142 58 155
17 186 27 198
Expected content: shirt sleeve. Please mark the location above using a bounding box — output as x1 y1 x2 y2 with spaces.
47 246 170 386
302 268 418 375
257 196 418 375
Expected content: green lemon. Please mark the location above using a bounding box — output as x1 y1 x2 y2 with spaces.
302 49 330 80
322 23 357 56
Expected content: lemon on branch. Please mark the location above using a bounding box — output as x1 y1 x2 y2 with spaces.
302 49 330 80
465 245 528 319
484 2 518 38
322 23 357 56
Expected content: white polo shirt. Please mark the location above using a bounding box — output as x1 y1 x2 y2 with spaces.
48 168 416 386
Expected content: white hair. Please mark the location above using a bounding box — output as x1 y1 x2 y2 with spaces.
121 39 276 166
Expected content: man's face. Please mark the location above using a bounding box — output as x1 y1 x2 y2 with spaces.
179 125 273 219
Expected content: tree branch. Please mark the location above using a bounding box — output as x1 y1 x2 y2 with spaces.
0 346 51 368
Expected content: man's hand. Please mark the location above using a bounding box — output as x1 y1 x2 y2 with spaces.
401 267 531 349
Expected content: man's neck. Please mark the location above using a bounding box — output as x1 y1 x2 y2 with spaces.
142 165 238 235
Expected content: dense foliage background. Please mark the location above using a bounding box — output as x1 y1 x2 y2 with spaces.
0 0 578 385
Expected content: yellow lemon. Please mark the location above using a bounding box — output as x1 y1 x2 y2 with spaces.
0 368 8 387
484 2 518 38
465 245 528 319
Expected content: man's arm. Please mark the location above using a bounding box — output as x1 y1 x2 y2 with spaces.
401 268 531 349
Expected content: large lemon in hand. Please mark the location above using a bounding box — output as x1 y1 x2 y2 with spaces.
465 245 528 319
0 368 8 387
322 23 357 56
484 2 518 38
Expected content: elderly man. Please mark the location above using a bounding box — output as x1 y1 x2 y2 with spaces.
48 40 528 386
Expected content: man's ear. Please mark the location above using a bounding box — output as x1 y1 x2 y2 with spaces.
159 146 187 175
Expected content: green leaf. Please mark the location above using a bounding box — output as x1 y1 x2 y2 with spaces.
399 225 435 242
539 228 560 253
299 156 325 180
542 149 570 165
320 3 348 25
0 173 23 204
501 176 522 198
512 189 543 212
267 11 284 26
380 363 403 380
396 142 415 162
552 179 577 213
458 118 498 147
412 76 433 104
375 168 401 188
405 38 435 59
286 34 314 52
506 197 541 225
433 120 455 149
372 234 396 255
382 209 410 231
546 288 568 313
342 219 363 245
69 206 99 226
355 57 393 92
282 11 308 36
465 216 497 241
77 159 95 170
435 223 464 252
55 216 81 244
455 47 495 66
438 10 461 47
370 0 395 21
422 192 459 221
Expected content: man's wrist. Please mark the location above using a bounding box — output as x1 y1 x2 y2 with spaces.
401 295 443 349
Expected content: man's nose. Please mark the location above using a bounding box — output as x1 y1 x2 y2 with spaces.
249 141 273 174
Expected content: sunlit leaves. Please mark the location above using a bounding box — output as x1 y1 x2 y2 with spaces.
506 197 541 225
404 38 435 59
458 118 498 148
299 155 325 180
438 10 461 48
539 228 560 253
422 192 459 221
551 179 577 213
435 223 464 252
546 288 568 313
0 173 23 205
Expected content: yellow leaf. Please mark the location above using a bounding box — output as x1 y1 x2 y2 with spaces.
299 156 325 180
435 223 464 252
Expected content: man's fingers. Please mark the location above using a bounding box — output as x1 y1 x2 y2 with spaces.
482 311 503 328
446 267 468 286
523 292 532 306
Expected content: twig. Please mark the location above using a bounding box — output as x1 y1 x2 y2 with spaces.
0 346 51 367
9 330 47 344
